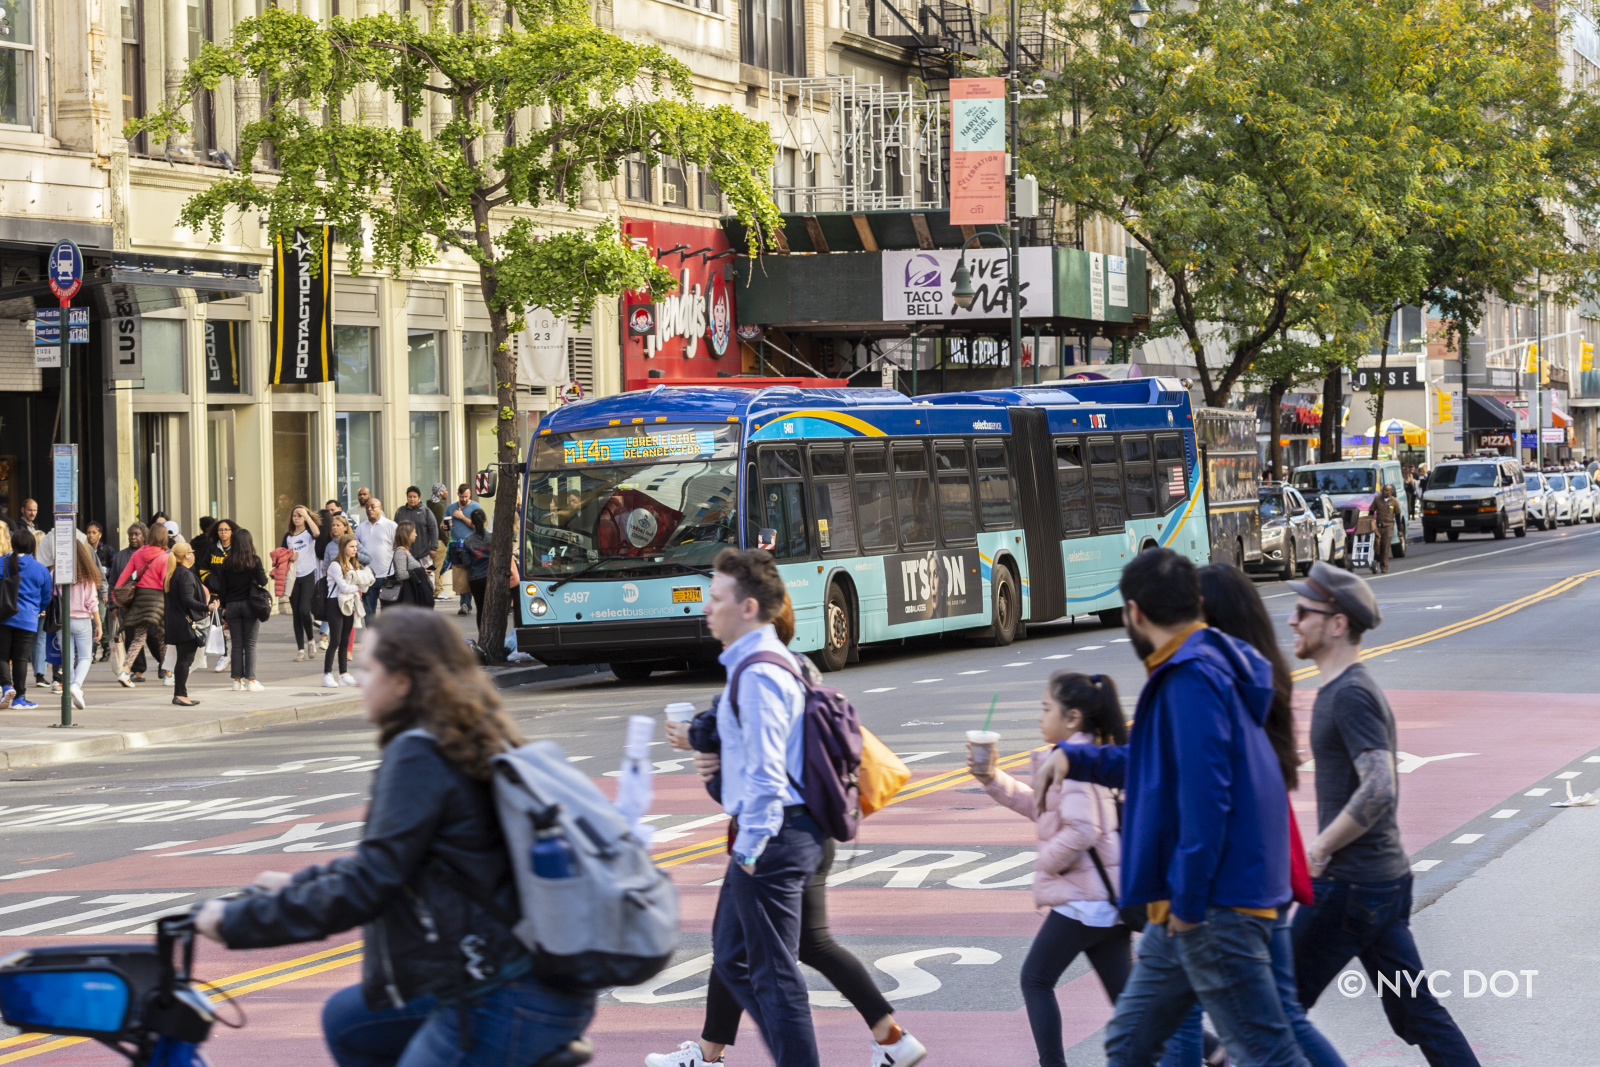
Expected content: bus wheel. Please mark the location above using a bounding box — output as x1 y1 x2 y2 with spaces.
1096 608 1123 628
610 662 655 683
819 584 853 672
980 567 1019 647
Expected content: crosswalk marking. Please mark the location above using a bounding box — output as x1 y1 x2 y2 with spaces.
1452 834 1483 844
895 752 950 764
0 869 60 880
649 814 730 844
1044 654 1071 660
1490 809 1518 819
309 760 383 774
1411 860 1442 872
0 896 75 916
0 795 361 829
0 894 189 936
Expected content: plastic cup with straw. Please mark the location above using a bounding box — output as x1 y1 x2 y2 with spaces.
966 693 1001 777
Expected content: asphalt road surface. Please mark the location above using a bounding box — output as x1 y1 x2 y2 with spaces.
3 523 1600 1067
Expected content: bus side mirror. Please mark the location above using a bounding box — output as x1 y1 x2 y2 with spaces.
475 469 498 498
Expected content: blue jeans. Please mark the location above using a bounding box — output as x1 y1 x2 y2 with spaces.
68 617 93 688
31 619 47 679
362 576 385 619
1272 909 1345 1067
1292 875 1476 1067
1106 912 1308 1067
712 808 826 1067
321 977 594 1067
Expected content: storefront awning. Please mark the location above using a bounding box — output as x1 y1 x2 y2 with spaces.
1466 392 1517 431
0 252 261 321
1551 405 1572 428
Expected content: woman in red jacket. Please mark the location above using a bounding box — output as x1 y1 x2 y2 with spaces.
115 524 170 687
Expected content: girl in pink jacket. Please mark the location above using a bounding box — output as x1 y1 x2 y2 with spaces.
966 671 1129 1067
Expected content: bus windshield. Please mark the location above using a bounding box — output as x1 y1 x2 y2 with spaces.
1293 467 1375 494
522 459 739 576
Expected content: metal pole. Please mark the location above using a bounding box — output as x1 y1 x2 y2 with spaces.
910 330 919 397
1008 0 1022 389
58 297 72 729
1535 268 1543 471
1032 323 1041 384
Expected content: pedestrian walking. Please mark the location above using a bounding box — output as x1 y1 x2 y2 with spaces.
1370 485 1397 574
281 505 321 661
445 484 485 615
64 539 102 712
115 524 170 689
322 534 371 687
164 542 209 709
1286 562 1478 1066
193 609 592 1067
0 528 52 710
649 597 926 1067
969 671 1131 1067
696 547 826 1067
110 523 146 677
1198 563 1346 1067
426 483 451 600
86 522 114 662
1034 548 1306 1067
206 526 268 692
355 497 397 618
386 522 433 608
457 509 493 630
1403 468 1420 519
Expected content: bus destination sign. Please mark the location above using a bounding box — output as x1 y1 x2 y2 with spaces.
533 423 739 469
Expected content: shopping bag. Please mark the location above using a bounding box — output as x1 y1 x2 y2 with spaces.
205 612 227 656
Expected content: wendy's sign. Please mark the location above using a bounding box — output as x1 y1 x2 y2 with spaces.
622 219 739 382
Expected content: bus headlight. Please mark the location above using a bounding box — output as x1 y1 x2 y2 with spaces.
529 597 549 617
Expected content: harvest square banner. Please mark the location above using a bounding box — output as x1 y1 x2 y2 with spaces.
270 226 335 384
950 78 1005 224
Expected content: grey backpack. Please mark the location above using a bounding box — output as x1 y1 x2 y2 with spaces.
489 740 678 993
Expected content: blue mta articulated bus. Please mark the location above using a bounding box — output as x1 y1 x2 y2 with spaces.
515 378 1209 678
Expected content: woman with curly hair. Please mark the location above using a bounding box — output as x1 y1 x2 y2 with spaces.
193 607 595 1066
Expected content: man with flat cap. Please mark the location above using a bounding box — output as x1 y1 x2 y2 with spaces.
1287 561 1478 1066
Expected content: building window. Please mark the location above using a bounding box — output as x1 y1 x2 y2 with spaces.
334 324 376 393
142 319 186 393
410 412 444 494
0 0 34 128
407 328 442 395
121 0 144 153
187 0 217 156
775 148 796 212
274 412 314 535
133 414 172 524
335 411 377 512
625 154 652 202
741 0 803 75
662 157 690 208
204 320 246 393
463 330 493 395
698 168 723 213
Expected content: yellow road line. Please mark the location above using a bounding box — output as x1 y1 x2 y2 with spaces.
207 938 366 987
0 1038 79 1064
1290 568 1600 682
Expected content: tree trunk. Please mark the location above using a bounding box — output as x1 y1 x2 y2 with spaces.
474 210 519 665
1320 361 1343 464
1267 376 1287 483
1369 305 1396 460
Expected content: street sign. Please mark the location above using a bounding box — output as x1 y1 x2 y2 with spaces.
34 346 60 368
53 511 75 581
66 308 88 326
52 444 76 509
67 326 88 344
48 239 83 302
33 308 60 345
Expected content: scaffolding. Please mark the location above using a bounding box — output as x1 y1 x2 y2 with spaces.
769 74 946 213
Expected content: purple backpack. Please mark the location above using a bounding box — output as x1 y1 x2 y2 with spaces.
728 651 864 842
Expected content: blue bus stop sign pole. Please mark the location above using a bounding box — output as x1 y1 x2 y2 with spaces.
48 239 83 730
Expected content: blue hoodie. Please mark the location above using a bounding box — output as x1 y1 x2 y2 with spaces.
1 552 52 634
1059 627 1289 924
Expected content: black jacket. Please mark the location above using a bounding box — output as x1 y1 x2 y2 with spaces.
205 557 268 605
219 730 528 1009
165 566 210 646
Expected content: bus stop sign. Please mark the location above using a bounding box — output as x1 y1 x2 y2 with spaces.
48 240 83 302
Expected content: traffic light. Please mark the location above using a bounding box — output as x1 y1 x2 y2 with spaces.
1583 339 1594 372
1436 391 1453 423
1524 342 1539 375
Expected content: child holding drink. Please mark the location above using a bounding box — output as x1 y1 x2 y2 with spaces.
965 671 1130 1067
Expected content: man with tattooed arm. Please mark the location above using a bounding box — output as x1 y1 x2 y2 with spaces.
1287 562 1478 1067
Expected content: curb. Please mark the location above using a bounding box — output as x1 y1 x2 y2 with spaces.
0 663 605 770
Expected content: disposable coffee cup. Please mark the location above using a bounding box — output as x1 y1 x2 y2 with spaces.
664 702 697 723
966 730 1000 774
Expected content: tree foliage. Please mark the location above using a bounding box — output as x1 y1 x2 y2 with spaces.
132 0 782 659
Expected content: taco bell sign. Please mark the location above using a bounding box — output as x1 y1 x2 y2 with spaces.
882 248 1053 321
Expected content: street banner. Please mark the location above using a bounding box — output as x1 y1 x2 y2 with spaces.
270 226 334 384
950 78 1006 224
518 307 570 387
881 248 1052 320
205 320 243 392
884 548 983 623
105 284 142 381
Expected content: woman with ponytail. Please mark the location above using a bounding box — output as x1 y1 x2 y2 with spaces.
966 671 1130 1067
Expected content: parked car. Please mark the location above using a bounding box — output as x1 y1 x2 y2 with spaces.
1539 471 1575 528
1567 470 1599 523
1251 485 1319 579
1524 472 1557 530
1420 458 1528 541
1291 459 1410 559
1304 490 1351 567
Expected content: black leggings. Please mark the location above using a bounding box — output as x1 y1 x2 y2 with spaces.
0 625 36 698
171 640 198 698
289 577 318 649
1021 911 1133 1067
702 839 893 1047
324 602 354 675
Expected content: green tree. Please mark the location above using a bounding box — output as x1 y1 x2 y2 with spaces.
132 0 781 659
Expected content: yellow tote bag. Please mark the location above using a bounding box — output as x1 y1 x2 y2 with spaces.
857 726 910 816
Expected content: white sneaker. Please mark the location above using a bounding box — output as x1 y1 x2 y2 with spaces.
644 1041 722 1067
70 685 85 710
214 657 231 674
294 648 308 662
318 637 329 651
246 680 265 692
871 1030 927 1067
117 672 132 688
163 673 175 687
322 673 339 688
338 673 357 687
231 679 244 692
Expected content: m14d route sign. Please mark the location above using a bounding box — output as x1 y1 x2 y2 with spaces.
48 239 83 302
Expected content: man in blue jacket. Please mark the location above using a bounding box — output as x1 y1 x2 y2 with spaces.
1035 548 1306 1067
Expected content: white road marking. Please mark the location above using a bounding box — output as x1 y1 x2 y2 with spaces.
900 720 945 727
1490 809 1518 819
1003 662 1033 667
197 794 360 823
1524 788 1552 797
865 948 1002 1003
958 670 989 675
649 814 731 844
912 678 943 684
1585 756 1600 763
1110 638 1131 643
826 850 986 889
864 687 897 693
566 756 592 763
0 870 60 880
0 896 74 916
1395 752 1477 774
1076 645 1105 651
1044 654 1071 660
163 821 365 856
1556 771 1583 779
1411 860 1442 872
895 752 950 763
79 900 204 935
603 757 692 777
310 759 383 774
1 894 190 936
223 757 362 777
1452 834 1483 844
133 840 196 851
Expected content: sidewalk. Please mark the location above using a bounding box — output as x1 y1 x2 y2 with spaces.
0 597 594 770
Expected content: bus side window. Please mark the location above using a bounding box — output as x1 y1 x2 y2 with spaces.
1155 432 1187 512
853 443 896 551
894 443 934 547
758 447 808 559
936 443 976 545
1123 435 1157 517
1088 437 1124 533
1056 438 1090 536
809 447 857 555
975 443 1014 528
